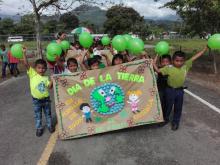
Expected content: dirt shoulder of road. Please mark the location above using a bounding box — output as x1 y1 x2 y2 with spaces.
187 71 220 94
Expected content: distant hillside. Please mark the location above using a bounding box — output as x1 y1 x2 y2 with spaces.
0 14 20 22
0 5 180 31
73 5 107 27
145 18 181 31
145 14 179 21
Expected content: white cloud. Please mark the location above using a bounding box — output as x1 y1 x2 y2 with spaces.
0 0 31 15
124 0 176 18
0 0 176 19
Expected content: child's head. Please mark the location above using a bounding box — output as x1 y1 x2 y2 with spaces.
34 59 47 76
172 51 186 68
56 31 66 40
160 55 171 67
0 44 5 51
67 58 78 73
73 41 80 50
96 41 103 50
56 52 65 66
94 55 102 61
139 51 149 59
112 54 124 65
87 57 100 70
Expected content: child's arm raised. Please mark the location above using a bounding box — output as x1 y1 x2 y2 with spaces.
191 46 208 62
101 53 111 66
153 55 161 73
81 51 89 70
22 47 30 70
48 76 53 89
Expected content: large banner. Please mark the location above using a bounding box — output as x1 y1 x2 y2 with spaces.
53 59 163 140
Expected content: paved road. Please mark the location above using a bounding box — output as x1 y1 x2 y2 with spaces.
0 75 219 165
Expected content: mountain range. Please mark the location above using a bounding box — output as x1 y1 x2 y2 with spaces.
0 5 179 28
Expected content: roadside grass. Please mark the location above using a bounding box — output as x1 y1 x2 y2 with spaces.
145 39 208 58
1 41 50 51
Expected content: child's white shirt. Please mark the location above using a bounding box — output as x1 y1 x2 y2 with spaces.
64 68 72 74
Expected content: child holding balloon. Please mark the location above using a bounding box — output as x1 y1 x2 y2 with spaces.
153 46 208 131
8 44 20 77
22 48 55 137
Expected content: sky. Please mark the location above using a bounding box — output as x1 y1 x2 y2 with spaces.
0 0 177 20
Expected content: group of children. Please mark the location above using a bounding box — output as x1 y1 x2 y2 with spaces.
0 44 20 78
17 31 208 137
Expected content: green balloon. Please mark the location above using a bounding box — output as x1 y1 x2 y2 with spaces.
46 53 56 62
47 43 62 57
112 35 126 51
128 38 145 55
155 41 170 56
101 36 111 46
123 34 132 49
79 32 93 48
60 40 70 51
208 34 220 49
11 44 23 59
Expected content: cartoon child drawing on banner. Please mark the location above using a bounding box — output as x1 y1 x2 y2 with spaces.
80 103 93 123
127 90 142 114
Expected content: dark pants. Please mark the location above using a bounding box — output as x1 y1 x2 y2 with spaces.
164 87 184 125
32 97 52 129
86 118 92 123
159 89 166 117
10 63 20 76
1 62 10 77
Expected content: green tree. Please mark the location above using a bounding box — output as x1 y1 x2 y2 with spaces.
15 14 35 34
60 12 79 31
162 0 220 36
0 18 15 35
104 5 145 35
131 21 150 39
43 19 58 34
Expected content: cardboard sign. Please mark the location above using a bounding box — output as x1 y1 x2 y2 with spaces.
53 59 163 140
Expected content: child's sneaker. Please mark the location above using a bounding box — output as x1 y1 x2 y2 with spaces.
36 129 43 137
48 127 55 133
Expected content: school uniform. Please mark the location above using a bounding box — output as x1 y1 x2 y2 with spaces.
160 59 192 126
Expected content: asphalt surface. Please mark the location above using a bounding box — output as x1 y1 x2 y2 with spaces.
0 75 219 165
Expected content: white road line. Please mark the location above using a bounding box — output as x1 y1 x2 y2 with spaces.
184 89 220 114
0 76 25 86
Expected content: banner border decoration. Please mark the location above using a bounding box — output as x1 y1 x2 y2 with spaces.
53 59 163 140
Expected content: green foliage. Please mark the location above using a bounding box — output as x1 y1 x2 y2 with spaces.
15 14 35 34
104 5 149 36
42 19 58 34
75 5 106 32
60 12 79 31
163 0 220 36
0 18 15 34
